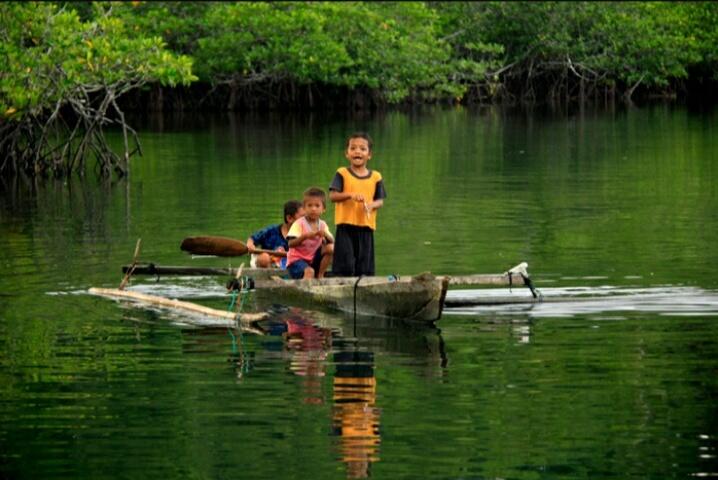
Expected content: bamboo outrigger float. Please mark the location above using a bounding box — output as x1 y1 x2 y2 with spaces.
89 287 268 333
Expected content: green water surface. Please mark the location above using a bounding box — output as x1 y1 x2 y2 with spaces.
1 105 717 479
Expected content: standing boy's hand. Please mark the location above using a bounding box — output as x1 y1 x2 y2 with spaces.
352 193 365 203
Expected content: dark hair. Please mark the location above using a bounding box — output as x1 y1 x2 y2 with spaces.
346 132 373 151
283 199 302 223
303 186 326 207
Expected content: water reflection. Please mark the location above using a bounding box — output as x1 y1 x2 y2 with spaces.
226 308 385 478
332 344 380 479
283 310 333 405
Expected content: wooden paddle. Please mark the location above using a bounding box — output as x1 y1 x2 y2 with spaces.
180 236 287 258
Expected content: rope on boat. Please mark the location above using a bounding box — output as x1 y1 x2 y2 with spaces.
226 275 252 362
147 263 160 282
353 275 364 337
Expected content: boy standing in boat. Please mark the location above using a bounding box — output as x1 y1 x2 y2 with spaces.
286 187 334 279
247 199 304 269
329 132 386 276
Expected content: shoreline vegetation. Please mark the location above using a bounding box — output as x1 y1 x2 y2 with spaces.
1 1 717 177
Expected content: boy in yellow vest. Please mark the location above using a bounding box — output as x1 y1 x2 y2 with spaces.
329 132 386 276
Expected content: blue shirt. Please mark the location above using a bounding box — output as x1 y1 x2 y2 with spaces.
250 224 288 251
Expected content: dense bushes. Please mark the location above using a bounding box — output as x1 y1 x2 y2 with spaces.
1 1 716 176
0 2 194 176
110 1 717 108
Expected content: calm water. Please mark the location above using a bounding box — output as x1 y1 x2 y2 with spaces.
1 105 717 479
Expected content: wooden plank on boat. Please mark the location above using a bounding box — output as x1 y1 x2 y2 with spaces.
122 264 283 279
88 287 268 330
444 294 542 307
444 273 527 287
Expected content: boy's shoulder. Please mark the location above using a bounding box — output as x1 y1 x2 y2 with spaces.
338 166 382 181
287 217 305 236
253 223 281 236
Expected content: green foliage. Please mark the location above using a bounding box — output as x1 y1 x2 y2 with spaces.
2 1 717 120
579 3 700 88
680 2 718 79
0 2 198 177
191 2 490 102
108 1 718 104
112 1 208 55
434 1 712 98
0 2 196 121
196 3 350 85
114 1 499 103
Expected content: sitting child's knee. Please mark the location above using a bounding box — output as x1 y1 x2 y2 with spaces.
257 253 272 268
303 267 315 279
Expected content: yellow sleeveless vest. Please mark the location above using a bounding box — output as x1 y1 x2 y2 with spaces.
334 167 382 230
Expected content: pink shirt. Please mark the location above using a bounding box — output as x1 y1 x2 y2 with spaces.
286 217 329 266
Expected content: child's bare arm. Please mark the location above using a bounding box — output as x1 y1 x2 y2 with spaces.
288 230 321 248
366 199 384 212
330 190 364 203
323 229 334 244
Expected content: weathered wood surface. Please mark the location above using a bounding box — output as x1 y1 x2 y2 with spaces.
254 273 449 322
122 264 281 279
444 294 543 307
89 287 268 330
444 273 527 287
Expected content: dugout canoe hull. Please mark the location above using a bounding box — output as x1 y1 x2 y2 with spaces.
253 273 449 323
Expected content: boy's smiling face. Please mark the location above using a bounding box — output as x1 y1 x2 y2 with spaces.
345 137 372 170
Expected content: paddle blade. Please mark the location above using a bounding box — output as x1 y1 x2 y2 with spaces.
180 236 249 257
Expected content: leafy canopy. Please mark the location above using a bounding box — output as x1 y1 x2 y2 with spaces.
0 2 196 121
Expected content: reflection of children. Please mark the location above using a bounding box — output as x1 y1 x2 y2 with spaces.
247 200 304 269
332 350 380 479
282 309 333 405
329 132 386 276
286 187 334 279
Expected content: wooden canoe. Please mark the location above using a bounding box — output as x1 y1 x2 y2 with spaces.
117 263 537 322
252 273 449 322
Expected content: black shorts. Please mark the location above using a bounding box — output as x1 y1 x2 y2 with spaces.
332 224 374 277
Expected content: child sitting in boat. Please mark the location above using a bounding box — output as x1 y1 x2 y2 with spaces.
329 132 386 276
247 199 304 269
286 187 334 279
